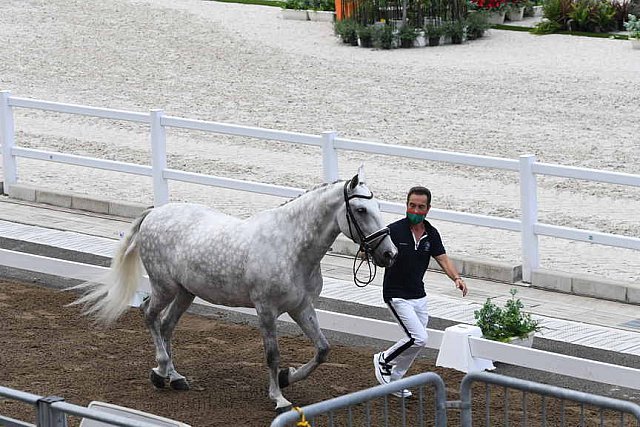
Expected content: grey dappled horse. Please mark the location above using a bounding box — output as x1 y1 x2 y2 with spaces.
73 169 397 412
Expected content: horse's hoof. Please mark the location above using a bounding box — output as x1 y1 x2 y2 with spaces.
278 368 290 388
275 404 293 415
149 370 166 389
170 378 190 391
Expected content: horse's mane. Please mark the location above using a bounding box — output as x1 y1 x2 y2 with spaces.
279 180 343 207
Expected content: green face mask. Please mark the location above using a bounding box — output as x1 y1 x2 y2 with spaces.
406 210 426 225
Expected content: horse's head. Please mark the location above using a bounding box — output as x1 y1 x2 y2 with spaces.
337 167 397 268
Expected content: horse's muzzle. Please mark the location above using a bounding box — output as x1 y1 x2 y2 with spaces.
376 246 397 268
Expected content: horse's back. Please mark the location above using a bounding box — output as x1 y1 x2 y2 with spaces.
136 203 251 298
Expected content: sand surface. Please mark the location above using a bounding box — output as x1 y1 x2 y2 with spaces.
1 0 639 282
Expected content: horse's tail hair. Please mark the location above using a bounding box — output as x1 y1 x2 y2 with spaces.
70 208 152 325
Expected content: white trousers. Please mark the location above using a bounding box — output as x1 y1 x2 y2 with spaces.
382 296 429 381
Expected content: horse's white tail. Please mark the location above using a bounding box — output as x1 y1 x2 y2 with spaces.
71 209 152 324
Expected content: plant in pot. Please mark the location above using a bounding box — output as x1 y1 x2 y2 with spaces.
474 288 541 346
373 24 396 49
445 20 466 44
424 22 445 45
624 13 640 49
465 10 490 39
334 19 359 45
357 24 375 47
398 24 418 48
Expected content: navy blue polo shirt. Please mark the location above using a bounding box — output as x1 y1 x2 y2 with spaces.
382 217 446 302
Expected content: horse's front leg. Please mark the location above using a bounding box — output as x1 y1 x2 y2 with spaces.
256 306 292 413
282 302 329 387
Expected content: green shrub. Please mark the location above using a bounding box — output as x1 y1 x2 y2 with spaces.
466 10 491 38
474 288 541 342
374 24 395 49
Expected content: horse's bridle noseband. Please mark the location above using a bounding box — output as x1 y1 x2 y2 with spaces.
343 181 390 287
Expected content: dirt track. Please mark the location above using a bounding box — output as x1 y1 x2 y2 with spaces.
1 279 635 426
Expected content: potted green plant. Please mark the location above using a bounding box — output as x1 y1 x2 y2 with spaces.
357 24 374 48
465 10 491 39
373 24 395 49
474 288 541 346
444 20 466 44
398 24 418 48
424 23 444 46
334 19 359 45
624 14 640 49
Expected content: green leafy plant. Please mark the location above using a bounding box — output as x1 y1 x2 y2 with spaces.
334 19 359 45
374 23 396 49
284 0 310 9
624 13 640 37
466 10 491 38
357 24 375 47
474 288 541 342
444 19 466 43
398 24 418 47
424 23 445 45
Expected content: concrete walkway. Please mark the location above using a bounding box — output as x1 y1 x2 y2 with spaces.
1 195 639 358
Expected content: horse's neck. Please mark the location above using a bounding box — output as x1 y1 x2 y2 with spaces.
278 183 343 261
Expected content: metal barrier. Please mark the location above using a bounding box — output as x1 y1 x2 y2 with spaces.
0 385 163 427
270 372 448 427
271 372 640 427
459 372 640 427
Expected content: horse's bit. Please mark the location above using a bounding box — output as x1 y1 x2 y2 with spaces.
343 181 390 287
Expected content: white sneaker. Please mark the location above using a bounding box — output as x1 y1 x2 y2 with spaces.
373 352 392 386
391 388 413 398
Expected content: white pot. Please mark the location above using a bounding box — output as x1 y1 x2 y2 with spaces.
533 5 543 16
486 10 506 25
281 8 309 20
308 10 335 22
506 6 525 21
507 331 535 348
630 37 640 50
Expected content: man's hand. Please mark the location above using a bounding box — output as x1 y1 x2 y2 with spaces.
454 277 468 297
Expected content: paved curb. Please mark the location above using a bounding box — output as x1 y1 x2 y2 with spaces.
3 183 639 305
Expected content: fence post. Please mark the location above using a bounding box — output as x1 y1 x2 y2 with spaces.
322 131 339 183
0 90 17 194
519 154 539 283
37 396 68 427
150 109 168 206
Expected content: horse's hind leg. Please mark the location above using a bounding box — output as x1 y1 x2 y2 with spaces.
141 280 177 389
283 303 329 387
159 287 195 390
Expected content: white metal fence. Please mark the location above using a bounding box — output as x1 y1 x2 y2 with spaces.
1 91 640 282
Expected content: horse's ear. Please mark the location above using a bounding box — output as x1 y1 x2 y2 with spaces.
357 163 366 183
348 174 359 190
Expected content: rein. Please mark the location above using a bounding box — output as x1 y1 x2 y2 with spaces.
343 181 390 287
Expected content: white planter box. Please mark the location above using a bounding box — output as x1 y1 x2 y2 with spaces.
507 331 535 348
281 9 309 20
308 10 335 22
533 5 543 16
630 37 640 50
506 6 525 21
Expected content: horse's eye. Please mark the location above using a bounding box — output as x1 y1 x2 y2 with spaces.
356 207 367 214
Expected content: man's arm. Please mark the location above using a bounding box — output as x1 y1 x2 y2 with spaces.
434 254 468 296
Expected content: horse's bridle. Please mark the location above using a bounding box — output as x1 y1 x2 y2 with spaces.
343 181 390 287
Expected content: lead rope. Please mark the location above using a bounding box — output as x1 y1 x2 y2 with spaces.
293 407 311 427
353 249 376 287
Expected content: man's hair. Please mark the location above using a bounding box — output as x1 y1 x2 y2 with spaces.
406 186 432 206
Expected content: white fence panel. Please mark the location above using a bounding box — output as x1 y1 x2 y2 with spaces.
1 92 639 283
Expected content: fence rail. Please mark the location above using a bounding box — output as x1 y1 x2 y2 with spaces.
1 91 639 282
